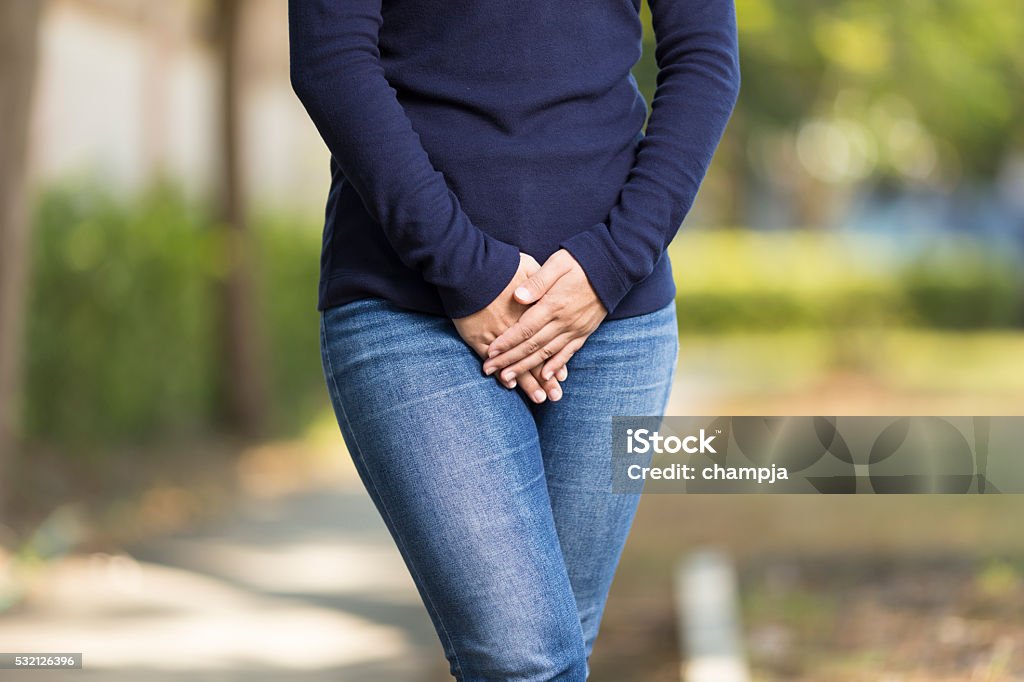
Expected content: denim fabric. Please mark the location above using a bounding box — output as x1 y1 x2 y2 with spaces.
320 298 678 681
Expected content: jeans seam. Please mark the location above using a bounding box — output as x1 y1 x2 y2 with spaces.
321 311 467 680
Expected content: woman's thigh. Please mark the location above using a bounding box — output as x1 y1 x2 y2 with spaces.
320 298 587 681
532 301 679 654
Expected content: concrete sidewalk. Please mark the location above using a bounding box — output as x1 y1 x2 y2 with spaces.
0 485 446 681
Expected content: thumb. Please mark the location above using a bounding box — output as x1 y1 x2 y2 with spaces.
515 251 575 304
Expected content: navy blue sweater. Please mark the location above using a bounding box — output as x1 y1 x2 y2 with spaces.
289 0 739 319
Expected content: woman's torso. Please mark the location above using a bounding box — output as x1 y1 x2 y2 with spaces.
319 0 668 317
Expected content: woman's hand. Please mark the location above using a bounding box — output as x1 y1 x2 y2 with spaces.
482 249 607 384
453 253 568 403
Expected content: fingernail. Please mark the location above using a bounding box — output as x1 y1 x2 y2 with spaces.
515 287 531 301
542 370 553 380
484 366 495 376
488 348 499 358
508 379 517 389
502 372 515 383
549 386 562 401
533 390 546 403
558 368 568 381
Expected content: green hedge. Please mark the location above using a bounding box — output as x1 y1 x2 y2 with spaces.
24 184 323 451
26 185 217 451
20 186 1024 449
670 229 1023 332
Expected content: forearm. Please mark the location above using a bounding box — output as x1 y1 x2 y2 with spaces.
560 0 740 313
288 0 519 317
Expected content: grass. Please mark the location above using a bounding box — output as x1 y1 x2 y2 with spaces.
673 328 1024 414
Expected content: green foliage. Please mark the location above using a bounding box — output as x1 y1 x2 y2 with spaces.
633 0 1024 182
901 244 1024 329
24 184 324 452
250 212 324 434
21 185 1023 450
669 229 1023 332
734 0 1024 177
25 184 218 452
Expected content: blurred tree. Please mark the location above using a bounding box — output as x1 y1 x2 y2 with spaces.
665 0 1024 227
212 0 268 436
0 0 43 511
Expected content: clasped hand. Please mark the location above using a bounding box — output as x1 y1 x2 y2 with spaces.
453 249 607 403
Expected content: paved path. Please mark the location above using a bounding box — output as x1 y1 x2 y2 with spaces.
0 376 718 682
0 485 446 681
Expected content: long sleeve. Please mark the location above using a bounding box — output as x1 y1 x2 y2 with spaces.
288 0 521 318
560 0 741 313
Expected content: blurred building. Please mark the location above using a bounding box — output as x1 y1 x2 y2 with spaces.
30 0 327 213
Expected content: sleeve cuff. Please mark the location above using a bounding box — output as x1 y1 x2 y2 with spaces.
436 238 521 319
559 224 632 314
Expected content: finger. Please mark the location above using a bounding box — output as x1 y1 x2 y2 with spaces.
520 252 541 274
517 370 548 404
556 365 568 382
484 318 562 375
530 366 563 402
541 337 585 381
495 332 575 384
486 303 557 359
513 253 575 305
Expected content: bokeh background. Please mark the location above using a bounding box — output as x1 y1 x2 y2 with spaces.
1 0 1022 680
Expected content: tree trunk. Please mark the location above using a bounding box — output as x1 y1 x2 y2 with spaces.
0 1 44 513
213 0 268 437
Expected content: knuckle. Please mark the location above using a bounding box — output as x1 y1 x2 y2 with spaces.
526 338 541 355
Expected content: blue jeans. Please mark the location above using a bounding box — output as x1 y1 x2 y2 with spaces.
320 297 678 681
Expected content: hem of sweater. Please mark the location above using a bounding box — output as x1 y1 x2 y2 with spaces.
317 257 677 321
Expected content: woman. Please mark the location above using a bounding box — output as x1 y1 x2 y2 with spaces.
290 0 739 679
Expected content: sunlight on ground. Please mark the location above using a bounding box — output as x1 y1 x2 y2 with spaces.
149 537 418 598
0 554 415 671
235 410 358 497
